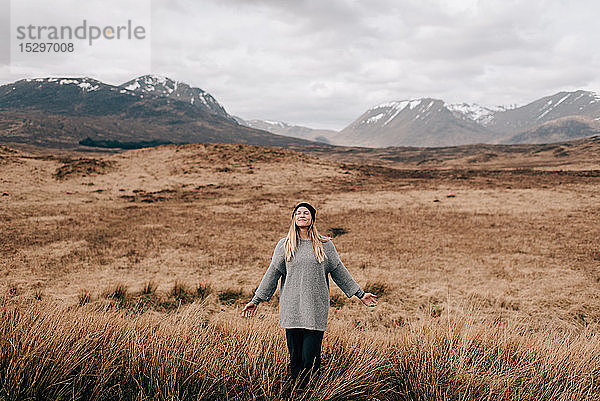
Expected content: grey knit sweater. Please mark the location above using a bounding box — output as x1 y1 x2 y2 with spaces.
250 237 365 331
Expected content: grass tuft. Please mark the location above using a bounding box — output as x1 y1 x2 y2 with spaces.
78 290 91 306
170 280 193 303
217 287 245 304
328 227 348 237
104 284 127 304
364 281 388 297
142 280 157 295
330 292 345 308
196 282 212 300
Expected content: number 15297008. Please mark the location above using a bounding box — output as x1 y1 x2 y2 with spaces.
18 43 74 52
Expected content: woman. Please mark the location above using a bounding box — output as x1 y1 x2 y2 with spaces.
240 202 378 389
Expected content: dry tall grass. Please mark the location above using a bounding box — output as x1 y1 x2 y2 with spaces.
1 299 599 400
1 143 600 400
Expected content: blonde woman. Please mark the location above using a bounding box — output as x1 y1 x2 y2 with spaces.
241 202 378 389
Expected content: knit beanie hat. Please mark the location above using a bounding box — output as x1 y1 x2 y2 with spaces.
292 202 316 221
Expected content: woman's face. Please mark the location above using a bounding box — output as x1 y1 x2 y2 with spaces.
294 206 312 228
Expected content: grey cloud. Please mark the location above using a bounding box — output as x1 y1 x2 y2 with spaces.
2 0 600 130
0 0 10 66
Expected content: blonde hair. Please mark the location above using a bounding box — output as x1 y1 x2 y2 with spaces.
284 213 330 263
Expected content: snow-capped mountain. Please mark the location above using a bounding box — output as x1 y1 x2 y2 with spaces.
0 75 318 149
0 77 142 116
120 75 233 121
338 98 493 147
0 75 234 119
2 75 600 149
234 117 337 144
30 77 105 92
445 103 507 126
338 91 600 147
486 90 600 135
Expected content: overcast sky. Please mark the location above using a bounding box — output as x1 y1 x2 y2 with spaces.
2 0 600 130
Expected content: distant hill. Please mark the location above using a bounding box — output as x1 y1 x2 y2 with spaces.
505 116 600 144
234 117 337 144
301 134 600 170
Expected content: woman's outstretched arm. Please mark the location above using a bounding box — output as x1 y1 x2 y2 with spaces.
241 239 286 317
331 265 378 306
250 261 283 304
328 241 378 307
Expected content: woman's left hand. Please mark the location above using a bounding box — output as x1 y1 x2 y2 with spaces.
360 293 378 307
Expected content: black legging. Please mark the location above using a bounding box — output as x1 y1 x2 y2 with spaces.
285 328 324 387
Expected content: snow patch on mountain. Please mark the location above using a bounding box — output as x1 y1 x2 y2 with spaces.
537 94 570 120
262 120 289 127
117 75 233 121
445 102 499 125
124 81 140 91
372 99 423 112
29 77 103 92
365 113 385 124
77 82 99 91
361 99 425 126
123 75 178 96
198 93 210 106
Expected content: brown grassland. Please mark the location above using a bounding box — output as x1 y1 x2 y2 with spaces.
1 141 600 400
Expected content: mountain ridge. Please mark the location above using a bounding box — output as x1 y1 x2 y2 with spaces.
0 75 321 149
337 90 600 147
234 116 337 144
1 74 599 149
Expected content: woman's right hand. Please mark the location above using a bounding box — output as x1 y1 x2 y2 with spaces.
241 302 258 317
